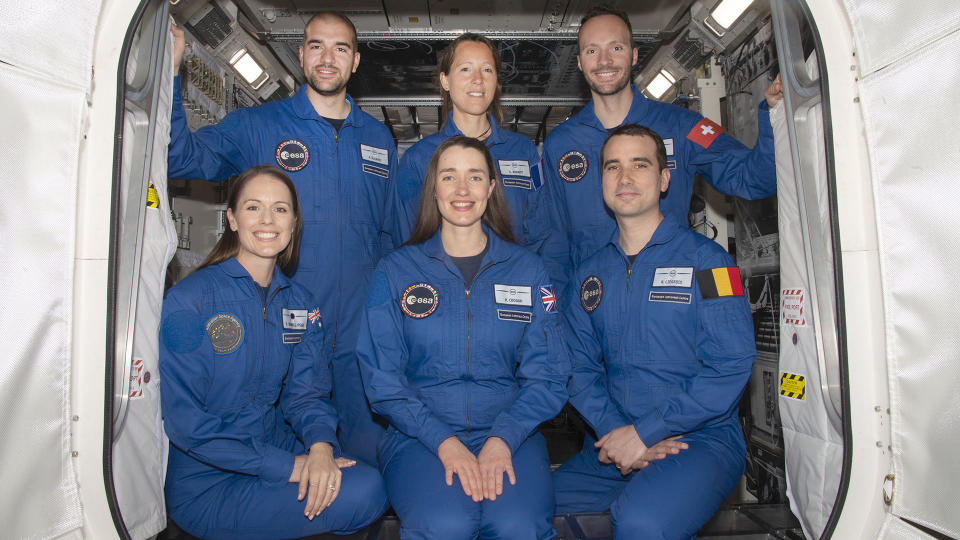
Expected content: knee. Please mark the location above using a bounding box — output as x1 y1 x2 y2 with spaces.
335 464 388 528
402 510 479 540
611 502 693 540
482 518 550 540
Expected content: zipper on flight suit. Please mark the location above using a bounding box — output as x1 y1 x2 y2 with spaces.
463 261 493 434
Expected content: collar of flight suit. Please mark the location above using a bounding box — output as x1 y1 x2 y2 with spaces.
605 214 687 259
219 257 293 295
439 111 507 147
418 223 515 272
573 85 650 132
290 84 365 128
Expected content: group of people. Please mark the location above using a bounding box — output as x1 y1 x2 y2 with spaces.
159 5 781 540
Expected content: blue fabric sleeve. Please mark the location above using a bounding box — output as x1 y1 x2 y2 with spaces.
394 148 428 244
539 140 574 301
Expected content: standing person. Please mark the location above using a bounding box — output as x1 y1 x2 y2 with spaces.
553 125 756 538
167 12 397 465
542 4 782 294
358 137 569 539
395 33 563 280
160 166 387 540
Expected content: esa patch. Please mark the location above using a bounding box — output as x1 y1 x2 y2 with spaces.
282 308 307 330
686 118 724 148
401 282 439 319
696 267 744 299
497 309 533 323
580 276 603 312
558 151 588 182
205 313 244 354
275 139 309 172
539 285 557 313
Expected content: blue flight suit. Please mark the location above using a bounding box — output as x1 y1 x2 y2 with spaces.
357 228 570 539
168 76 398 465
553 218 756 540
159 258 387 540
395 113 566 283
542 86 775 295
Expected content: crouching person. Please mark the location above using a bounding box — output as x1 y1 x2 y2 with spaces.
159 165 387 539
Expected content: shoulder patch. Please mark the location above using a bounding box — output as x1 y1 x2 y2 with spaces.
275 139 309 171
539 284 558 313
686 118 724 148
365 271 392 308
401 282 439 319
205 313 244 354
558 151 588 182
580 276 603 312
161 310 205 354
696 267 744 299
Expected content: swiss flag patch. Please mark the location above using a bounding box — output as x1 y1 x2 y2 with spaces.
686 118 724 148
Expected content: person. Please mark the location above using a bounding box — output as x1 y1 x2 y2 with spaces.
395 33 564 281
542 4 783 295
357 137 569 539
167 11 397 465
552 125 756 539
159 165 387 540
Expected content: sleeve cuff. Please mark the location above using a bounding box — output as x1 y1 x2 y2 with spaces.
489 418 527 454
260 445 296 484
633 409 670 447
302 424 341 457
422 428 458 457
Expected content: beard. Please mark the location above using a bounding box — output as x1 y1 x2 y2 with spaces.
584 69 632 97
304 65 349 96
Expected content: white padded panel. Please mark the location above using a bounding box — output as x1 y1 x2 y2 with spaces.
860 28 960 539
0 0 101 87
843 0 960 76
0 62 83 540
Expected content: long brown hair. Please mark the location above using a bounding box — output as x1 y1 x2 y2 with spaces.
437 33 505 126
405 136 514 246
199 165 303 276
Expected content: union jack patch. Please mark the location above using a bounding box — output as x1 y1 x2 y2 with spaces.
540 285 557 313
308 308 322 327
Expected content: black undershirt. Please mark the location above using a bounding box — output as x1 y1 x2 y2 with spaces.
450 241 490 288
322 116 345 133
627 252 639 266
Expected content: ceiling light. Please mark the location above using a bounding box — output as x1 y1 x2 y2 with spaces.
229 48 266 87
710 0 754 30
645 69 676 99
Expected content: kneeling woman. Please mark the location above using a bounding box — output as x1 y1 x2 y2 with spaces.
358 137 569 539
160 165 387 540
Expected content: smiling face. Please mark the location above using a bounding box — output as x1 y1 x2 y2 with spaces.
577 14 638 97
434 144 496 231
226 174 296 270
601 133 670 220
298 16 360 97
440 40 498 119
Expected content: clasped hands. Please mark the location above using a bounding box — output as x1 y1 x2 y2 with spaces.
595 425 688 475
438 436 514 502
289 442 357 520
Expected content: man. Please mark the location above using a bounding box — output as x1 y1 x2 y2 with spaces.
167 12 397 466
554 125 756 539
543 5 782 295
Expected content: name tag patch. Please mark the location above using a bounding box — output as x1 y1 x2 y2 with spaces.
360 144 389 165
282 333 302 344
498 160 530 177
282 308 308 330
497 309 532 323
494 284 532 307
664 138 674 156
362 163 389 178
649 291 692 304
652 267 693 288
502 177 533 190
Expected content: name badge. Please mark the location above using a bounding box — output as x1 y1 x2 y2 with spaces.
664 138 674 156
498 160 530 177
652 267 693 288
282 308 308 330
282 333 302 344
497 309 532 323
360 144 389 165
494 284 532 307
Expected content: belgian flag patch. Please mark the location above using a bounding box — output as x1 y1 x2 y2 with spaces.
696 267 743 299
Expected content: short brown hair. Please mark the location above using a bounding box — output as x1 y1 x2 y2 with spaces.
199 165 303 276
303 11 358 51
578 4 634 52
601 124 668 171
405 136 514 246
436 33 504 126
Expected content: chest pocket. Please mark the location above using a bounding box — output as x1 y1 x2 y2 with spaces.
300 137 335 221
403 282 460 379
351 142 391 225
476 282 532 377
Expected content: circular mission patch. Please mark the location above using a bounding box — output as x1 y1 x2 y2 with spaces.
580 276 603 312
558 150 588 182
401 282 439 319
205 313 244 354
275 139 310 172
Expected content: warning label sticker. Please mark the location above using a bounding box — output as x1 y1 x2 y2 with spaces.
781 288 806 326
780 372 806 400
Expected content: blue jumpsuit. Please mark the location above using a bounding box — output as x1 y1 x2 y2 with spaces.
357 228 570 539
159 258 387 540
168 77 398 464
553 218 756 540
542 86 776 295
395 113 566 282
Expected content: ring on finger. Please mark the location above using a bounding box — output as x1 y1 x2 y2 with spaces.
328 485 337 491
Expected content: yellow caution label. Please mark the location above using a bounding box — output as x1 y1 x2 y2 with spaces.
780 372 806 400
146 182 159 208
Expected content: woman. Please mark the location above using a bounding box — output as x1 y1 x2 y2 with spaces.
159 165 387 539
358 137 569 539
395 34 555 257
